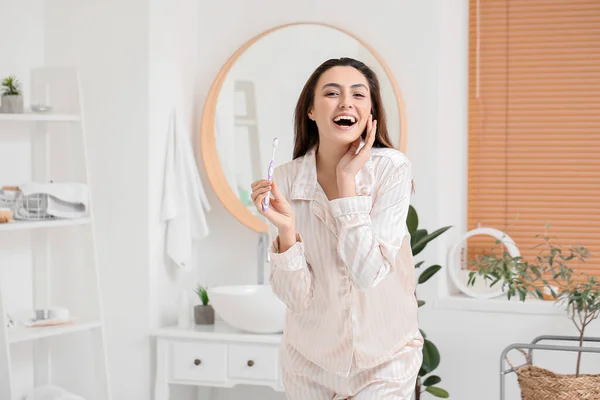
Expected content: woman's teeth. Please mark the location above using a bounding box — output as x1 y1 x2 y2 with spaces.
333 116 356 126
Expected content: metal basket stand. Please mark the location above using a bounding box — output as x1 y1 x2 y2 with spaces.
500 335 600 400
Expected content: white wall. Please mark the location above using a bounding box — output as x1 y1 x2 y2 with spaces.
0 0 45 107
44 1 151 399
147 0 207 398
148 0 201 329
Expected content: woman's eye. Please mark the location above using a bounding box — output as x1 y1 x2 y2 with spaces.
354 93 366 98
326 92 338 96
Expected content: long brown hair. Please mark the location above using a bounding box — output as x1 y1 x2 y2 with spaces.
292 57 394 159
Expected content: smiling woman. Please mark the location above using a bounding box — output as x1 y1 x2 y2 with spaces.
199 22 406 233
248 55 422 400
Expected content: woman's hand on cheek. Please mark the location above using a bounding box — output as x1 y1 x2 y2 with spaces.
336 114 377 197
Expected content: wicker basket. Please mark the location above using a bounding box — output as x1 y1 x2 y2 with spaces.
507 349 600 400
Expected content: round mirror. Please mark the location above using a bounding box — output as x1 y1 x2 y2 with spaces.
200 22 407 232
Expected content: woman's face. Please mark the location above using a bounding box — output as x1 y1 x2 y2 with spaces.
308 66 372 147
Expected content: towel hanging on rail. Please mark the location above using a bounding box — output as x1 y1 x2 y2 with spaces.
161 108 211 270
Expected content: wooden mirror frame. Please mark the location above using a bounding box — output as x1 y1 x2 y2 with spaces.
199 22 407 233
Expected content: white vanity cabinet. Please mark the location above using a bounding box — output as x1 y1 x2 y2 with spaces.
152 323 284 399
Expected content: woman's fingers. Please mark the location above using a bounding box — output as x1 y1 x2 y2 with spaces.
255 193 278 219
251 186 271 202
254 192 267 213
251 180 289 226
270 181 285 202
368 120 377 146
359 118 376 156
251 179 271 191
346 137 361 157
371 120 377 146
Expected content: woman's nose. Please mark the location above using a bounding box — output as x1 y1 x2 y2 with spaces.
339 95 354 109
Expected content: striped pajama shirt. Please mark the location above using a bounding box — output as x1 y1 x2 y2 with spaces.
268 146 423 399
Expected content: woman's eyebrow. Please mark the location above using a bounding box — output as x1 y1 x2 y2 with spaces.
321 83 368 90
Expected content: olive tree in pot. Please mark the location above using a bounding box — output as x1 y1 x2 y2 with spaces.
1 75 23 113
407 205 452 399
467 227 599 398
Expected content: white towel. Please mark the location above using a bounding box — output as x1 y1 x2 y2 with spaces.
161 108 211 270
17 182 88 219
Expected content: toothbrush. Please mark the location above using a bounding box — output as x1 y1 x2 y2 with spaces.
262 137 279 212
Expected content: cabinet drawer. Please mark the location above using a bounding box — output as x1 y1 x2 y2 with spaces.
171 341 227 383
228 344 280 381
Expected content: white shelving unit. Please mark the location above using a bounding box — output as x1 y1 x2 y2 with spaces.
0 67 111 399
0 218 91 232
0 113 81 122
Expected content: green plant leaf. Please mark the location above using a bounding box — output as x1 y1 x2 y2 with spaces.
1 75 21 96
534 287 544 299
195 284 210 305
421 338 441 374
415 261 425 269
411 229 428 255
419 329 427 339
418 300 426 307
407 205 418 234
419 265 442 284
412 227 452 256
426 386 449 398
423 375 441 386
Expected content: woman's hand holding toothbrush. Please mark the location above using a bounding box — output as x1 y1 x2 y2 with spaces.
251 179 296 251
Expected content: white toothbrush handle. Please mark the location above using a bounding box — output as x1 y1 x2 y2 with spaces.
262 160 274 211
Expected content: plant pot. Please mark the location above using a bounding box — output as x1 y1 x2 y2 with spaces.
516 365 600 400
1 95 24 113
194 305 215 325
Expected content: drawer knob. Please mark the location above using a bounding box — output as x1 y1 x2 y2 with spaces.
247 360 254 367
194 359 202 366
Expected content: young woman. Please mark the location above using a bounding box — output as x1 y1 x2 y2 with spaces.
251 57 423 399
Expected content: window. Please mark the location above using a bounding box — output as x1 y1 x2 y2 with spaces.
468 0 600 277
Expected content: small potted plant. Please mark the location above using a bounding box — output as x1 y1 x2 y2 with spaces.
194 284 215 325
1 75 24 113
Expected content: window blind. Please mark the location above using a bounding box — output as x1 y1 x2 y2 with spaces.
468 0 600 277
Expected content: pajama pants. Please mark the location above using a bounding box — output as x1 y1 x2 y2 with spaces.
281 336 423 399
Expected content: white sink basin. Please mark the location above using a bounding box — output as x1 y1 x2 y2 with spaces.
207 284 286 334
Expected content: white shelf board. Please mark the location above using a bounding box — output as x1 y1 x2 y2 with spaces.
9 320 101 344
0 217 91 231
434 293 565 316
0 112 80 122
